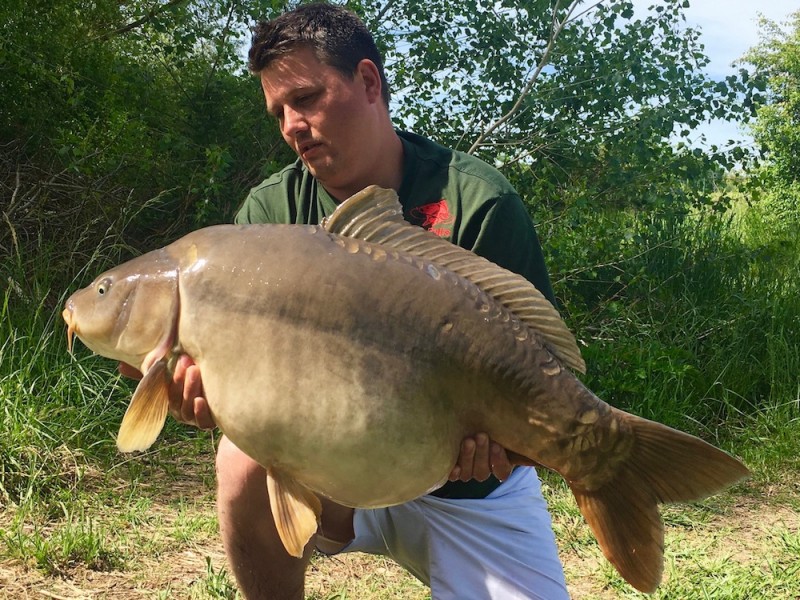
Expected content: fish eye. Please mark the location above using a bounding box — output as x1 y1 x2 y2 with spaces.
96 277 112 296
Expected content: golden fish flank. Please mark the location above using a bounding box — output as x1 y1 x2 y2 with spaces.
63 185 749 593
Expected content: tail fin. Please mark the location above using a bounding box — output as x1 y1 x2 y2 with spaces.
568 413 749 593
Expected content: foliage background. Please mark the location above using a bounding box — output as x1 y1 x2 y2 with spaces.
0 2 798 593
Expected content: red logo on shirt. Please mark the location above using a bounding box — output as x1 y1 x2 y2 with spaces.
409 199 454 237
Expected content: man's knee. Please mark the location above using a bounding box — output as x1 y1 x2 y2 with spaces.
215 438 309 598
216 436 268 514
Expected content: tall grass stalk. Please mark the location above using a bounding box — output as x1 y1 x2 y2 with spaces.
0 190 178 510
543 196 799 463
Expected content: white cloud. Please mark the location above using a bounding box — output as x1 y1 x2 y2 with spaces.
630 0 798 148
682 0 798 77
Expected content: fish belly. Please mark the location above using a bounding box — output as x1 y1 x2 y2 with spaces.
172 228 494 507
173 225 565 507
198 322 466 507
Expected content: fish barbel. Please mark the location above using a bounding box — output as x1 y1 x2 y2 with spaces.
62 186 748 592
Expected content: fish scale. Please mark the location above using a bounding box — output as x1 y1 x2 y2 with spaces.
63 185 749 593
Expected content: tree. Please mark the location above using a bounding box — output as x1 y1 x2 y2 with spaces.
742 10 800 209
0 0 293 296
358 0 759 211
1 0 764 296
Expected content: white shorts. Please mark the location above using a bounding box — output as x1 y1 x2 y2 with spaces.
319 467 568 600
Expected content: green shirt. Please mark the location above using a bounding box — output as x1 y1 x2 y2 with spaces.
236 131 555 499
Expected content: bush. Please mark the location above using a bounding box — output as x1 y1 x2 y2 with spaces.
537 193 800 436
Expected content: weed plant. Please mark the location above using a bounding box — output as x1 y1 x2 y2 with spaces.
541 195 799 468
1 260 124 510
0 177 191 512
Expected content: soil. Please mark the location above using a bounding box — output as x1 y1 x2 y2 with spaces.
0 450 796 600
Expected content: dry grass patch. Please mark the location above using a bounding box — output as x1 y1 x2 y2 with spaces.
0 443 797 599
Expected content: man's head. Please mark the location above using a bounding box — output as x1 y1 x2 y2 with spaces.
248 3 403 201
248 3 390 107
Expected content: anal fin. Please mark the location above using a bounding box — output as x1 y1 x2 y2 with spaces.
267 467 322 558
116 358 170 452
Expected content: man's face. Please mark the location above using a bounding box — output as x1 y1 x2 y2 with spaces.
260 47 375 193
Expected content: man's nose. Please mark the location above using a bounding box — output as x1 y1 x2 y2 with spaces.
282 106 308 138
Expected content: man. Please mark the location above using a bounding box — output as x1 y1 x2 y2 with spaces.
152 4 569 598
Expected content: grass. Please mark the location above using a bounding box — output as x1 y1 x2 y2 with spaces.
0 443 796 598
2 508 123 576
540 195 800 438
550 486 800 600
1 188 798 597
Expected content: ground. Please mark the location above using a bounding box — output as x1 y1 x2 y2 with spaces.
0 441 797 599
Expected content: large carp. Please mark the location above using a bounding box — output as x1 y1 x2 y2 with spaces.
63 186 748 593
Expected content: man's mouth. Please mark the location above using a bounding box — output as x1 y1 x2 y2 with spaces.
298 141 322 159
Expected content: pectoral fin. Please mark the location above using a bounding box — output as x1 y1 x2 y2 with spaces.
267 467 322 558
116 358 170 452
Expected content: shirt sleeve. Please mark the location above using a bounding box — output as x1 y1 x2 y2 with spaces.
469 193 557 308
235 191 271 225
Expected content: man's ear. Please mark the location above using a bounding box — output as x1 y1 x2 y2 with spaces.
356 59 382 104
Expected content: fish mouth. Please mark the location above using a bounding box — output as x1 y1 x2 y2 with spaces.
62 306 77 354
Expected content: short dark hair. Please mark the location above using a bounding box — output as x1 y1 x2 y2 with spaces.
248 3 390 107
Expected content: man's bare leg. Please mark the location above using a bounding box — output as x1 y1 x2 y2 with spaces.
216 436 354 600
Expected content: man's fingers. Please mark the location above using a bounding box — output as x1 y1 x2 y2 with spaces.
183 363 204 403
449 434 512 483
448 465 461 481
455 438 475 482
455 435 490 482
471 433 491 482
184 365 215 429
181 364 203 423
192 396 215 430
166 359 186 421
490 442 513 481
121 354 214 430
118 362 143 380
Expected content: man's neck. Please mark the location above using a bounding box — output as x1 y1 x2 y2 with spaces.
326 129 404 202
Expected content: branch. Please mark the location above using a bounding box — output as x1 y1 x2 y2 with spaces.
2 167 22 258
467 0 589 155
203 0 238 98
101 0 190 40
373 0 399 23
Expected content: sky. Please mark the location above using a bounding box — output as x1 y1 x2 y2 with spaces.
633 0 798 148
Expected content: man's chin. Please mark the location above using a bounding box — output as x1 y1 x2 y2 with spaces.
304 162 337 185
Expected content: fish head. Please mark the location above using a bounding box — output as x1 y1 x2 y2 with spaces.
63 249 180 370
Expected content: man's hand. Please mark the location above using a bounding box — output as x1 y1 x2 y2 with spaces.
449 433 513 483
117 356 215 430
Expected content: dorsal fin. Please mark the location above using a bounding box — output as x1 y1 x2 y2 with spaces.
323 186 586 374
